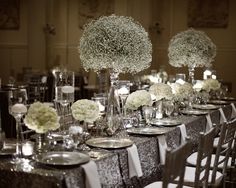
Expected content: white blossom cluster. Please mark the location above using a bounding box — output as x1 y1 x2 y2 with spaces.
171 82 194 101
24 102 60 134
79 15 152 74
168 28 216 68
125 90 152 110
149 83 173 101
71 99 100 123
202 79 221 92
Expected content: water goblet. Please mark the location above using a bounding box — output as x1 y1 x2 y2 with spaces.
163 100 175 117
142 106 154 127
8 88 28 163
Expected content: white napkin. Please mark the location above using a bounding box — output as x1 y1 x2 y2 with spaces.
231 103 236 120
178 124 187 144
157 135 168 165
206 114 213 131
219 108 227 123
82 161 101 188
126 144 143 178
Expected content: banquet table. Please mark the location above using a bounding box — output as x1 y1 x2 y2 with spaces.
0 103 234 188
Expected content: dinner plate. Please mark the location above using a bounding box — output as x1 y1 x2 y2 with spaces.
150 119 182 127
180 109 209 116
86 137 133 149
192 104 220 110
221 97 236 101
127 127 172 136
34 151 90 166
208 100 230 105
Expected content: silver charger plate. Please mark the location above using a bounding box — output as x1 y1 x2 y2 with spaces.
34 151 90 166
180 109 209 116
192 104 220 110
127 127 172 136
208 100 230 105
86 137 133 149
150 119 182 127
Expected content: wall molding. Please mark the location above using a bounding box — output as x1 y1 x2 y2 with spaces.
0 43 28 49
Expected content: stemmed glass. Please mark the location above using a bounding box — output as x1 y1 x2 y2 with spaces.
142 106 154 127
8 88 28 163
54 70 75 133
117 80 130 116
163 100 175 117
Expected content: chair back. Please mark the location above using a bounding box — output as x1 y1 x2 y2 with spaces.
211 121 236 184
162 139 192 188
194 127 216 187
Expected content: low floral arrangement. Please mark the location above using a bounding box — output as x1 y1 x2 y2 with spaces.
201 79 221 92
24 102 60 133
149 83 173 101
168 28 216 68
79 15 152 74
171 82 194 101
71 99 100 123
125 90 152 110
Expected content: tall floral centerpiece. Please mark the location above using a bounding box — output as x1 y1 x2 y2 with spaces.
79 15 152 129
168 28 216 84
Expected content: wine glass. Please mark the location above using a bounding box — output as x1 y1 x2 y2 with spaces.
163 100 175 117
54 70 75 133
142 106 154 127
8 88 28 163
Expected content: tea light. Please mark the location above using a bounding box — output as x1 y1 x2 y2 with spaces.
22 142 34 157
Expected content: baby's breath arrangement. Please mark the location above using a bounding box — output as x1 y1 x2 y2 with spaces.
79 15 152 73
168 28 216 68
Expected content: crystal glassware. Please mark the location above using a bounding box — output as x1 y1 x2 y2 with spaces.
8 88 28 163
117 80 130 116
175 73 186 85
142 106 154 126
163 100 175 117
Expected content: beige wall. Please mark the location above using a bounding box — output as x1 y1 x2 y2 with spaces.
0 0 236 95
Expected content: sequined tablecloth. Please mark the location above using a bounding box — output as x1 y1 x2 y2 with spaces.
0 104 233 188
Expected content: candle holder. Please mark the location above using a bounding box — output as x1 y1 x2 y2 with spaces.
117 80 130 116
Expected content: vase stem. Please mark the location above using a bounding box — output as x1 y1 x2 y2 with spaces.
15 118 22 159
188 67 195 84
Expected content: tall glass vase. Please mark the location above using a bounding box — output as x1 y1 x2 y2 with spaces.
106 70 121 133
188 66 195 84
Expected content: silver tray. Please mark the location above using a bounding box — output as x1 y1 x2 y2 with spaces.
192 104 220 110
34 151 90 166
127 127 172 136
150 119 182 127
180 109 209 116
208 100 230 105
86 138 133 149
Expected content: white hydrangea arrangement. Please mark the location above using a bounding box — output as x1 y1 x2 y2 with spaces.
168 28 216 68
125 90 152 110
71 99 100 123
79 15 152 74
201 79 221 92
24 102 60 134
171 82 194 101
149 83 173 101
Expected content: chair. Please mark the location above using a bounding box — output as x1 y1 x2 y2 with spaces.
186 121 236 186
145 140 192 188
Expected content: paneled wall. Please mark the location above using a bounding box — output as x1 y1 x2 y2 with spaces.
0 0 236 96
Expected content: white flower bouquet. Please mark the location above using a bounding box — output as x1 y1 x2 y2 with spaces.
202 79 221 92
149 83 173 101
125 90 152 110
168 28 216 68
171 82 194 101
79 15 152 73
71 99 100 123
24 102 60 134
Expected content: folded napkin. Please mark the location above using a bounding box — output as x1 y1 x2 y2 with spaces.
206 114 213 131
219 108 227 124
82 161 101 188
126 144 143 178
157 135 168 165
178 124 187 144
231 103 236 120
